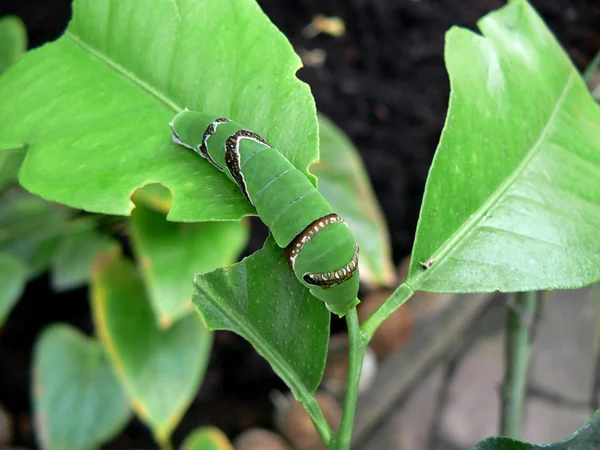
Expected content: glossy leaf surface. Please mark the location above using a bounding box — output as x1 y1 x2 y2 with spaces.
129 202 249 327
33 324 131 450
91 249 212 445
0 0 317 221
193 237 330 397
408 0 600 293
472 410 600 449
314 113 396 288
0 252 26 327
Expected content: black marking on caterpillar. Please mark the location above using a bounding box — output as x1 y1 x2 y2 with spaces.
224 130 271 204
199 118 230 170
303 244 359 288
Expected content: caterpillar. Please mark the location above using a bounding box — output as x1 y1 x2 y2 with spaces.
170 109 360 316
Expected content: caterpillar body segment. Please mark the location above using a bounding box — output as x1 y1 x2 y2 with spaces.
170 109 360 316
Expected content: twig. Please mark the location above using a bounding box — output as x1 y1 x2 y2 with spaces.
500 291 538 438
329 306 366 450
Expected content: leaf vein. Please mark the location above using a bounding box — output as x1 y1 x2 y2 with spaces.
411 69 576 289
65 31 181 112
199 286 316 396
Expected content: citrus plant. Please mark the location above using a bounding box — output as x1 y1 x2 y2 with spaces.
1 0 600 449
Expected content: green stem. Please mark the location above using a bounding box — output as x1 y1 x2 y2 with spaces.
329 307 366 450
360 283 414 343
301 394 333 445
500 291 538 438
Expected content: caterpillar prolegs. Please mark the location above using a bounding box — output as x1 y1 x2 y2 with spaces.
170 109 360 316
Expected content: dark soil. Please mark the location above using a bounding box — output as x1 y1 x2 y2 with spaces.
0 0 599 448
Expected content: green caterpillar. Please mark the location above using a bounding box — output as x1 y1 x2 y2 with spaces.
170 109 360 316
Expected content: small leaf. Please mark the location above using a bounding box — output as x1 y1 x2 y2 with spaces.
181 426 234 450
0 0 318 222
130 202 249 328
314 112 396 288
91 248 212 446
0 188 73 277
0 15 26 75
471 409 600 449
51 220 118 291
408 0 600 293
32 323 131 450
0 252 26 327
193 237 330 397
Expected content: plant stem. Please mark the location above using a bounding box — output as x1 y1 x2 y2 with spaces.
301 394 333 445
360 283 414 343
500 290 538 438
329 307 366 450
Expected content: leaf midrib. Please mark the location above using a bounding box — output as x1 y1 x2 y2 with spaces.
199 280 319 397
65 31 182 112
409 69 576 288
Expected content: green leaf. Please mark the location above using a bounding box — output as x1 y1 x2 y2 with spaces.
193 237 330 398
51 220 118 291
91 248 212 446
0 15 26 76
0 188 73 277
0 0 317 222
0 147 26 192
471 409 600 449
130 202 249 328
314 112 396 288
132 183 173 214
32 323 131 450
0 252 26 327
408 0 600 293
181 426 234 450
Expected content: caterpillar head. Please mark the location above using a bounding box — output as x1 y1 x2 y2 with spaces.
286 215 360 317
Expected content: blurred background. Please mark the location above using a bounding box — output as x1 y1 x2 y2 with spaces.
0 0 599 449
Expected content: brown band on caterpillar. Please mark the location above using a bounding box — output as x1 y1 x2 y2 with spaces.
224 129 271 204
284 213 359 288
284 213 342 270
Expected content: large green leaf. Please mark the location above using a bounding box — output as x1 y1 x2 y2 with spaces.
129 202 249 328
0 188 74 277
314 112 396 288
0 252 26 327
51 219 118 291
32 324 131 450
0 15 26 76
0 0 317 221
471 410 600 449
91 248 212 446
407 0 600 293
193 237 330 397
